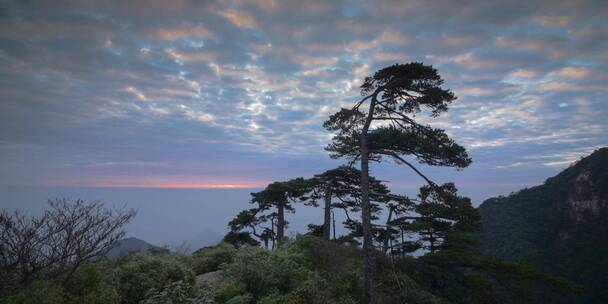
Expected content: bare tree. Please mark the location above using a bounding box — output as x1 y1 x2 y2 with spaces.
0 198 136 289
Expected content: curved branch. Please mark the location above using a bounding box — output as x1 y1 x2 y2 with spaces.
353 94 374 111
370 149 436 188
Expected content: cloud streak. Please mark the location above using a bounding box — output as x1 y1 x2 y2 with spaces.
0 0 606 192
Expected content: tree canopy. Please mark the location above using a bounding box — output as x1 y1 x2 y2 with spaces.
228 178 314 248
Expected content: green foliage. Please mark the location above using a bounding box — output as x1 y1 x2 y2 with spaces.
0 235 581 304
0 280 65 304
222 231 260 248
397 246 580 304
116 254 195 304
479 148 608 303
221 246 275 298
408 183 480 253
224 294 253 304
221 243 311 299
141 280 215 304
192 242 237 274
215 236 365 304
64 259 120 304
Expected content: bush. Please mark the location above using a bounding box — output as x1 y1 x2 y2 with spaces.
224 293 253 304
0 260 121 304
141 280 215 304
65 260 120 304
116 254 195 304
192 242 237 274
216 236 362 303
222 246 276 298
217 240 318 302
0 280 65 304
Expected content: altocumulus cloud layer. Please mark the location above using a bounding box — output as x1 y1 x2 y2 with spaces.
0 0 607 190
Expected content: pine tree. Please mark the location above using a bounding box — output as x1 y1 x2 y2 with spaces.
406 183 480 253
228 178 313 247
323 62 470 303
310 166 392 244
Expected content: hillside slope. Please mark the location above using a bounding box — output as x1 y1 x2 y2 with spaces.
479 147 608 303
106 237 167 257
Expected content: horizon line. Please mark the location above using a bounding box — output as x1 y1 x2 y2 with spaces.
0 181 537 189
1 183 265 190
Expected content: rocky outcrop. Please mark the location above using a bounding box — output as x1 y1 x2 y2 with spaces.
566 171 604 223
195 270 223 287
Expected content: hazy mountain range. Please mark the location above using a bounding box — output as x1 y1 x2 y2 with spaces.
106 237 165 257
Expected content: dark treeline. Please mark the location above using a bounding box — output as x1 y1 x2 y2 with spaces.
0 62 581 304
223 62 579 303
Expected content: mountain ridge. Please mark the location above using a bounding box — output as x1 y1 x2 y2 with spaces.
106 237 168 257
479 147 608 303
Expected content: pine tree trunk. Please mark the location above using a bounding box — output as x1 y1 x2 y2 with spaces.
383 208 394 253
323 183 332 241
361 96 377 304
361 137 374 303
429 229 435 254
332 211 336 240
277 202 285 244
400 228 405 257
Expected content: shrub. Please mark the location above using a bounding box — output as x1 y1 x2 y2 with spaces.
224 293 253 304
140 280 215 304
192 242 237 275
0 280 65 304
65 260 120 304
115 254 194 304
223 246 276 297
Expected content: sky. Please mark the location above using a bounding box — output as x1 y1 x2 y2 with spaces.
1 0 607 198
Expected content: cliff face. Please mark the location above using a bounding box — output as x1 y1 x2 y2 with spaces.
479 148 608 304
564 170 606 223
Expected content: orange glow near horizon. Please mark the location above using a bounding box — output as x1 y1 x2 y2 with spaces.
42 179 266 189
111 183 260 189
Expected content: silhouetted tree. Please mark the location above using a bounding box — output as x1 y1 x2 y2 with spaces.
383 183 479 256
306 224 325 237
310 166 363 241
324 62 470 303
0 199 135 289
222 231 260 248
228 208 275 248
410 183 480 253
229 178 313 248
310 166 397 245
378 193 413 254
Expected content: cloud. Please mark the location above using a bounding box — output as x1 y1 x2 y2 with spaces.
179 105 215 123
124 86 147 101
430 52 499 70
555 66 591 78
220 10 258 29
0 0 606 188
153 24 212 40
532 15 570 27
507 69 537 78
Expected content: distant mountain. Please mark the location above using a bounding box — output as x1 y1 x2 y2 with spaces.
479 148 608 303
106 237 168 257
174 229 223 254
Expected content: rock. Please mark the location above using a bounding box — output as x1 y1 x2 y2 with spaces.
195 270 223 286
